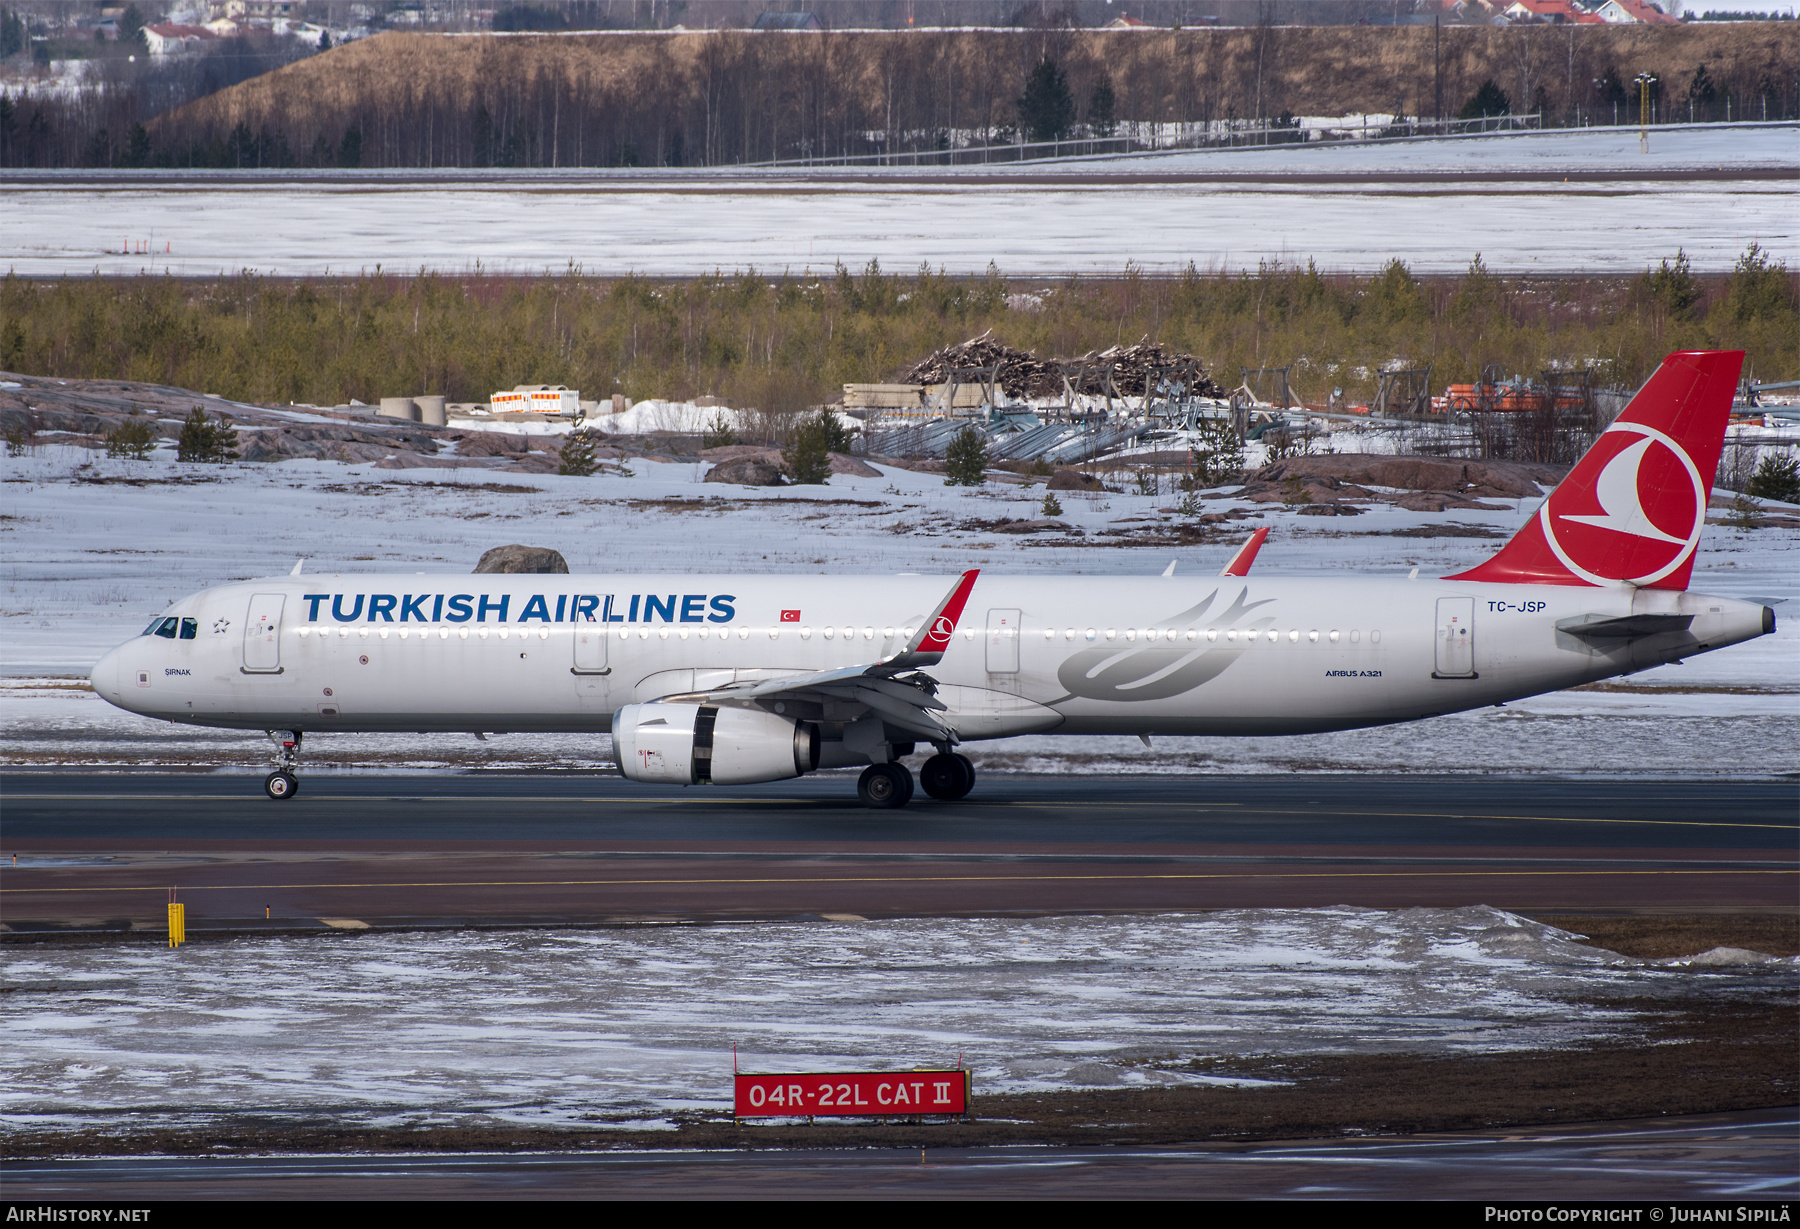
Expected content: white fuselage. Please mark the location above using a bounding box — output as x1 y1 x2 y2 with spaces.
90 573 1769 742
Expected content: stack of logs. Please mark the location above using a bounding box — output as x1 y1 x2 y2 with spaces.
899 335 1225 401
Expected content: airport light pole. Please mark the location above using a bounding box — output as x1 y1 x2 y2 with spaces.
1634 73 1657 153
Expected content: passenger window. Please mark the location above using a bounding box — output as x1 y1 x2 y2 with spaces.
154 618 178 639
180 618 198 640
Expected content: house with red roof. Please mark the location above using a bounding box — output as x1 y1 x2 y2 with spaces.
143 23 219 54
1502 0 1606 23
1592 0 1681 23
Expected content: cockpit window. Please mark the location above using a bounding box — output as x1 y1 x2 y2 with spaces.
180 618 198 640
150 617 179 639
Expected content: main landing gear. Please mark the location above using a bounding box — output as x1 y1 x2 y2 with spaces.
920 752 976 801
264 729 302 800
857 749 977 808
857 762 913 809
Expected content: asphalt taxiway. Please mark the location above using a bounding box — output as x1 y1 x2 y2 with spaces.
3 1109 1793 1200
3 774 1792 933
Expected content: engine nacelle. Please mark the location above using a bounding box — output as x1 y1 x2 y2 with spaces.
612 702 820 786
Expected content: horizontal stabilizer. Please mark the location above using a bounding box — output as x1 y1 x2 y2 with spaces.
1555 613 1694 640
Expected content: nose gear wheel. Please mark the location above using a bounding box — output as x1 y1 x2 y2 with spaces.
264 730 303 801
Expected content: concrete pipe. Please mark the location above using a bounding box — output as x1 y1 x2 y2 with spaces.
378 396 420 421
413 395 447 426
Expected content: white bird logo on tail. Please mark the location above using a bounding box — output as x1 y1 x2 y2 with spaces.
1556 434 1689 545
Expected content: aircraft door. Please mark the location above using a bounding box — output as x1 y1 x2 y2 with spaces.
986 608 1020 674
573 619 610 701
242 593 285 673
573 624 609 673
1433 596 1476 678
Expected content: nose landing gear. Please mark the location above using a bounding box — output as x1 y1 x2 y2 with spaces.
264 730 302 800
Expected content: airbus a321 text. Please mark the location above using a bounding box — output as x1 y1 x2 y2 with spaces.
91 351 1775 806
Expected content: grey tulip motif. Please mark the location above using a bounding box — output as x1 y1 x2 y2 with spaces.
1051 587 1278 703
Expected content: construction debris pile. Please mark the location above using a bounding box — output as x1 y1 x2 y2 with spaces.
899 336 1225 401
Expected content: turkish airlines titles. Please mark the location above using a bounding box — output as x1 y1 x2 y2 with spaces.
298 592 738 625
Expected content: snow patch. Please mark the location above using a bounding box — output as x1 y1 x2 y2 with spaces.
5 905 1783 1138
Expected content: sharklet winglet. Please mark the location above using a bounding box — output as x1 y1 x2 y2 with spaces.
1219 528 1269 577
879 569 980 671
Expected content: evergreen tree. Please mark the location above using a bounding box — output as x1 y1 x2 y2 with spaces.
118 4 146 52
1688 63 1717 120
782 411 835 484
176 408 237 462
1042 491 1063 517
0 9 25 59
122 124 150 169
1190 417 1244 486
175 409 207 462
558 429 598 476
337 124 363 169
1595 67 1628 109
1458 80 1511 121
1746 454 1800 505
701 413 738 451
1018 60 1075 143
1727 243 1795 322
944 424 988 486
813 408 852 454
105 416 157 460
1087 76 1117 138
1642 249 1702 320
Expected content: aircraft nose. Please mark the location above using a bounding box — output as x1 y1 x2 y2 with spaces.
89 646 123 707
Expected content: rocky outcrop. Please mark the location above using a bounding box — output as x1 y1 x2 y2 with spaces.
699 445 882 480
474 544 569 574
1047 469 1105 491
703 457 785 486
1233 455 1565 512
992 518 1080 534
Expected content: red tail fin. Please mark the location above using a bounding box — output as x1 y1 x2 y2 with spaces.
1448 350 1741 590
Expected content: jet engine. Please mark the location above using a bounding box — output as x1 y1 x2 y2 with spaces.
612 702 820 786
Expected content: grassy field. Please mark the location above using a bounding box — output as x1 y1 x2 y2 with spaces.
2 253 1793 412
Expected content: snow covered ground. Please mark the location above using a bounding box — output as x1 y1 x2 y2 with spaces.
4 126 1791 278
3 906 1791 1137
2 441 1795 776
1011 122 1798 177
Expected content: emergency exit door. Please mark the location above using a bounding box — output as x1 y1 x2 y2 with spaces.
1433 597 1476 678
986 608 1020 674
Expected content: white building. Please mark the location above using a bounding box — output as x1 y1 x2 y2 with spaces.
142 23 219 54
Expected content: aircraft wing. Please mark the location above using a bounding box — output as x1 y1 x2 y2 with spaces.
648 570 980 743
